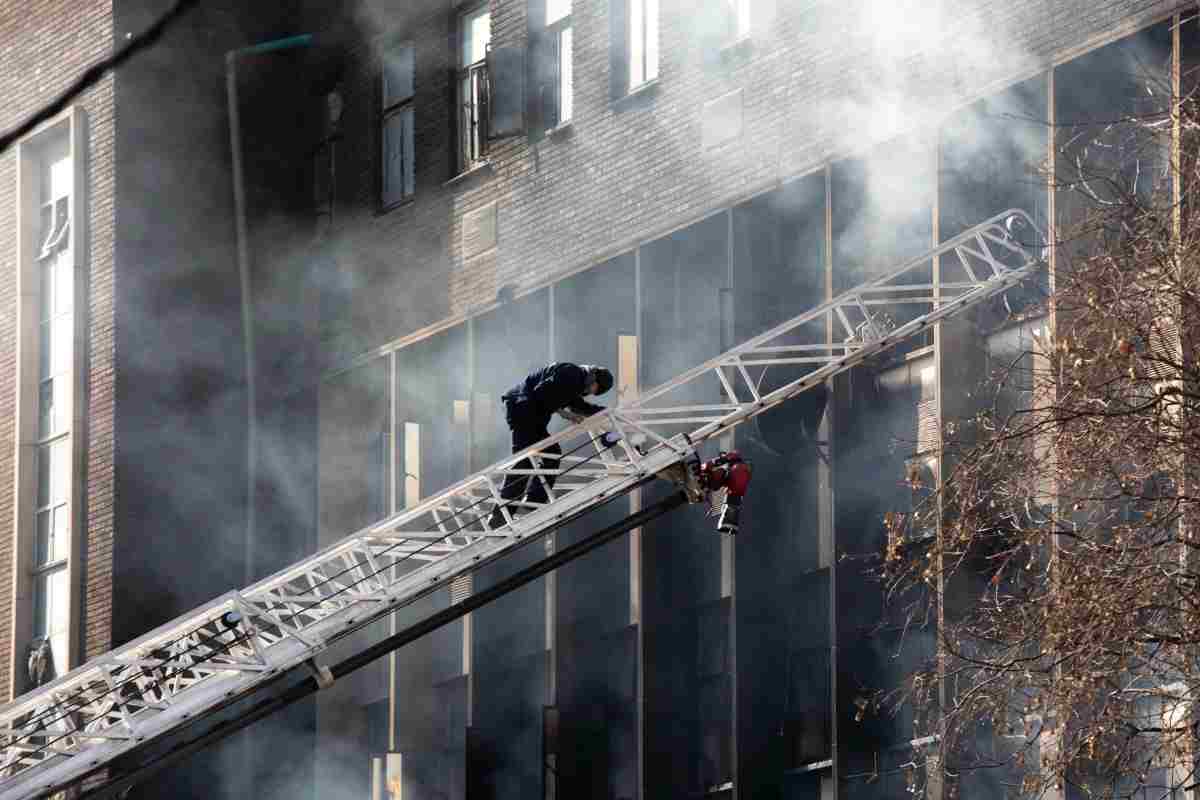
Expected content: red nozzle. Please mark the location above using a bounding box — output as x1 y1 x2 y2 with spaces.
724 461 752 498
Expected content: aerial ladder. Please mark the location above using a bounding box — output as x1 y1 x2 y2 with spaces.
0 210 1045 799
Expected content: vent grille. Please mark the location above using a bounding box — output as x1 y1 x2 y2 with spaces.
450 573 473 605
1146 316 1181 381
917 398 939 453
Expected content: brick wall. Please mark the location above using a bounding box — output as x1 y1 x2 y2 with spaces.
316 0 1178 361
0 0 115 694
83 71 116 662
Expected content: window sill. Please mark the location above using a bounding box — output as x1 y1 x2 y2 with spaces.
612 78 660 111
377 196 416 216
443 160 494 188
904 344 935 361
545 120 574 139
784 760 833 775
704 782 735 795
31 558 68 575
719 36 754 62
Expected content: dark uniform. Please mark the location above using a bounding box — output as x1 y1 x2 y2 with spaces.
496 362 606 513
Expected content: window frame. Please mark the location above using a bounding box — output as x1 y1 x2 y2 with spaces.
724 0 751 45
379 41 416 212
543 1 573 129
457 3 492 174
626 0 659 93
13 108 86 692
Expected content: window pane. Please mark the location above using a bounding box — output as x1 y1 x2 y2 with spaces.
546 0 570 26
52 505 69 563
51 313 72 376
38 202 53 258
36 510 52 565
402 107 415 198
37 444 50 507
38 379 55 439
39 260 54 323
33 566 70 679
39 137 70 202
47 155 71 202
629 0 645 87
36 506 68 566
729 0 750 39
38 379 52 439
382 44 415 107
32 573 47 637
49 198 69 254
50 437 70 505
461 8 490 67
460 75 473 166
54 248 72 315
39 320 51 380
33 567 68 636
559 27 573 122
645 0 659 81
382 108 415 206
382 112 403 206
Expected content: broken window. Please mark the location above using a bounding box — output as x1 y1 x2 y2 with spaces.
458 5 491 170
38 198 69 259
381 42 415 207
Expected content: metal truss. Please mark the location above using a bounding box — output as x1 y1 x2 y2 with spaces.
0 210 1044 800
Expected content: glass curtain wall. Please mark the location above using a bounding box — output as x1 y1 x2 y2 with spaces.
470 291 551 799
730 174 833 796
552 255 639 799
391 326 471 799
314 22 1189 797
640 213 731 798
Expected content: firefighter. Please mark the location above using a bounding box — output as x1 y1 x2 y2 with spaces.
490 362 614 527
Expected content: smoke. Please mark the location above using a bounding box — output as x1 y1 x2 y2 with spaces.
182 3 1181 800
97 4 342 798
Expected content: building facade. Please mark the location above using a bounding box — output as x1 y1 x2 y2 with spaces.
1 0 1191 798
299 1 1193 799
0 0 117 704
1 2 318 797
